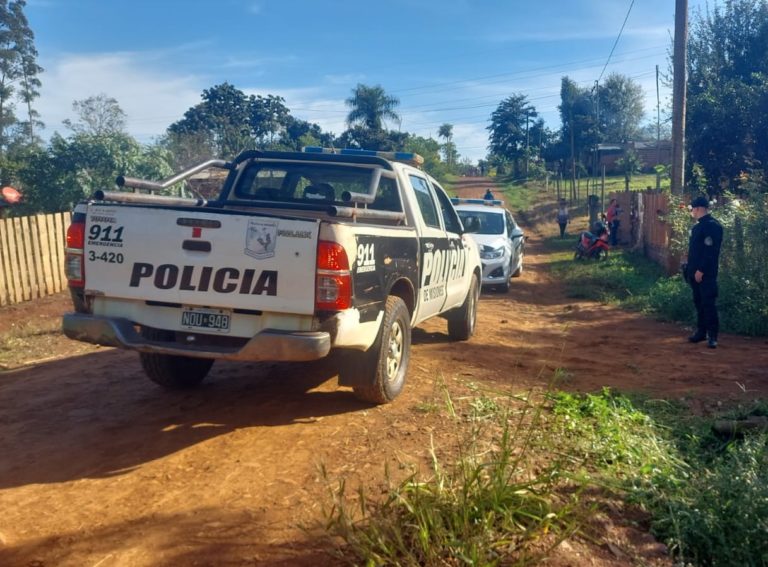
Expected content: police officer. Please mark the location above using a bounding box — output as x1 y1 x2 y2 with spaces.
685 195 723 348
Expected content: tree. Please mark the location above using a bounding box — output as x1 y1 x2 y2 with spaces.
0 0 42 178
437 123 456 166
337 125 408 152
168 83 253 159
685 0 768 191
437 123 453 142
63 94 127 136
558 77 598 166
168 84 302 159
487 94 537 177
11 0 41 146
598 73 645 143
404 135 449 180
636 120 672 142
279 116 334 151
17 132 174 214
249 94 290 146
345 84 400 131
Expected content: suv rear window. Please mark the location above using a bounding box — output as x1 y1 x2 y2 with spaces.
457 210 505 235
232 162 402 212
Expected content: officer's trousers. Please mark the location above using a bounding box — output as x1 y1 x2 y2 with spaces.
691 279 719 339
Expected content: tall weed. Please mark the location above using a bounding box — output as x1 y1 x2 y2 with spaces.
321 388 585 566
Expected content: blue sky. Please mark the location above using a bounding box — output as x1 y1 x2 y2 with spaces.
26 0 710 163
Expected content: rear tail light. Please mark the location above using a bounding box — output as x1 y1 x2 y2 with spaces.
65 217 86 287
316 241 351 310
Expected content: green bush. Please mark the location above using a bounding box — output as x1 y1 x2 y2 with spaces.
646 276 694 324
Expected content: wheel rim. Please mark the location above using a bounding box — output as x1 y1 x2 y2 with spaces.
385 320 404 382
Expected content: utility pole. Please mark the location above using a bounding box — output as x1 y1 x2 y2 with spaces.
594 80 600 200
656 64 661 190
671 0 688 194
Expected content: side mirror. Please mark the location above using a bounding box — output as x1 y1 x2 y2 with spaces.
462 216 480 233
510 227 524 239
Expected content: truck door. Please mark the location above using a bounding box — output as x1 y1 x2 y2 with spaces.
432 181 469 310
409 174 450 321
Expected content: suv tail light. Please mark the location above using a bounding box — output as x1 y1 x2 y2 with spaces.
65 215 86 287
316 241 351 310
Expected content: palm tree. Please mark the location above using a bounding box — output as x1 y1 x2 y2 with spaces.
438 123 453 143
438 123 454 165
345 84 400 131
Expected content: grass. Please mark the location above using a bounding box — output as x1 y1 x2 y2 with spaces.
495 178 539 212
599 173 671 193
546 238 694 326
320 383 588 566
321 386 768 566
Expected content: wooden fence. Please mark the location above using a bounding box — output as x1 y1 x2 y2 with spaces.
609 190 680 275
0 212 70 306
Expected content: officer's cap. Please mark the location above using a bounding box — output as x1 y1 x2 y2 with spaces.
690 196 710 209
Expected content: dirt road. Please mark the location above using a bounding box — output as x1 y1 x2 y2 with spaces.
1 178 766 566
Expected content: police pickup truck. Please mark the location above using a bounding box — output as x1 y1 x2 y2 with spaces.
63 147 482 404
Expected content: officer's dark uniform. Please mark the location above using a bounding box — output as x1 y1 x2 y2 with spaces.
686 207 723 344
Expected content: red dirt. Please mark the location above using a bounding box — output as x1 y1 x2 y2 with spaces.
0 177 765 566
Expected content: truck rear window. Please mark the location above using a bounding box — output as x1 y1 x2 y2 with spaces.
232 163 402 212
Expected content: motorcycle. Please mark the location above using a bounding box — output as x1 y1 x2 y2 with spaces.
574 225 610 260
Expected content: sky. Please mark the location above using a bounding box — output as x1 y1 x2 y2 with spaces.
25 0 711 164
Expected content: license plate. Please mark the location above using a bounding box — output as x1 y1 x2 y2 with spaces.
180 307 231 333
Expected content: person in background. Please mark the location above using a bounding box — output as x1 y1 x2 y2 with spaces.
606 198 622 246
556 199 569 238
684 195 723 349
483 188 494 200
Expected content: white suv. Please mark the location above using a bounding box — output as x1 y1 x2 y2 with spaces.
454 199 524 292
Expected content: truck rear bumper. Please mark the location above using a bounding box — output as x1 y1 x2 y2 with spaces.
62 313 331 362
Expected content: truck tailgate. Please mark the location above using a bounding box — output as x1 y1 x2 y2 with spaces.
84 204 319 315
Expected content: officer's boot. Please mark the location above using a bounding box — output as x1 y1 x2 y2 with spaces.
688 329 707 343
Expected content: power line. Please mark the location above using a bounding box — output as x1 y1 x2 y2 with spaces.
598 0 636 83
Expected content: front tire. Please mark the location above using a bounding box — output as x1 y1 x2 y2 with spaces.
512 255 523 278
139 328 214 389
339 296 411 404
448 276 479 340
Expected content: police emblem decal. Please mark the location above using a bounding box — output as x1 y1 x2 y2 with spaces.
245 220 278 259
704 236 713 246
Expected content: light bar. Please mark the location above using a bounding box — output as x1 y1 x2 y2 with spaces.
302 146 424 167
450 198 503 206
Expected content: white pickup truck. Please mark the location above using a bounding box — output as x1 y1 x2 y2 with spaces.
63 147 481 404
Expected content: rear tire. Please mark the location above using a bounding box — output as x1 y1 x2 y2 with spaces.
448 276 479 340
139 328 214 389
340 296 411 404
